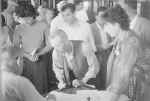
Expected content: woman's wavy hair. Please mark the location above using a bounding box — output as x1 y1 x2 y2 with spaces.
102 4 130 31
15 2 37 18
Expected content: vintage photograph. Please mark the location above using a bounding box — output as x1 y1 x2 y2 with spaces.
0 0 150 101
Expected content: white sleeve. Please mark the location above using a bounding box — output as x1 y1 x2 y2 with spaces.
82 43 100 83
86 23 97 52
52 50 65 83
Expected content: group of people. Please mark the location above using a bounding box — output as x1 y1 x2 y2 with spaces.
1 0 150 101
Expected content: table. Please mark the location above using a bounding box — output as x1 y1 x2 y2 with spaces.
47 87 129 101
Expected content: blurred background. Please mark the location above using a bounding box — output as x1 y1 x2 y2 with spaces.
1 0 150 20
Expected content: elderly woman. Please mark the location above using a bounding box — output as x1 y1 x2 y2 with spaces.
13 3 51 94
100 5 142 101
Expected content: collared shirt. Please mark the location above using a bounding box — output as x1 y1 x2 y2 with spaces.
50 14 66 33
52 41 99 83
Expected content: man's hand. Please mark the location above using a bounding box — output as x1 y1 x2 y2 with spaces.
58 82 66 90
72 79 85 88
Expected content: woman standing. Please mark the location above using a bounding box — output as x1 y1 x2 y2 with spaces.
101 5 141 101
13 3 51 94
45 8 58 92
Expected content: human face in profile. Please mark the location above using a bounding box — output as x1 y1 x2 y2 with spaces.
104 22 120 38
96 11 106 26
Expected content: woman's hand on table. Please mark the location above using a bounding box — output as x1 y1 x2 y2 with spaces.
72 79 85 88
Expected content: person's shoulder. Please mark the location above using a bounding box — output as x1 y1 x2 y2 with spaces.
36 20 46 26
35 21 48 29
90 22 97 28
78 20 90 27
52 49 58 59
2 72 20 86
51 14 63 24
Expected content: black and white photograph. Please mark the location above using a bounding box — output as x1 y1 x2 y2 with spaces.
0 0 150 101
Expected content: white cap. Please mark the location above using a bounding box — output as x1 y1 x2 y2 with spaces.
57 0 68 12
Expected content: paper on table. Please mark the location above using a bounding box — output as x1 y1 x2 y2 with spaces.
50 91 85 101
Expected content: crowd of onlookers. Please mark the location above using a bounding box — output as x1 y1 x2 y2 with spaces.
1 0 150 101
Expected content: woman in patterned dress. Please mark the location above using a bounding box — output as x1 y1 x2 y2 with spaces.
101 5 142 101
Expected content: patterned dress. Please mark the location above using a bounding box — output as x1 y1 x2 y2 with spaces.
106 31 141 100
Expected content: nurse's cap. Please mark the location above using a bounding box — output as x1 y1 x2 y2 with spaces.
57 0 68 12
8 0 18 6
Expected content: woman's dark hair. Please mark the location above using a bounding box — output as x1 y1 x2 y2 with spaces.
15 2 37 18
48 8 58 18
74 0 83 6
102 4 130 31
61 3 76 13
